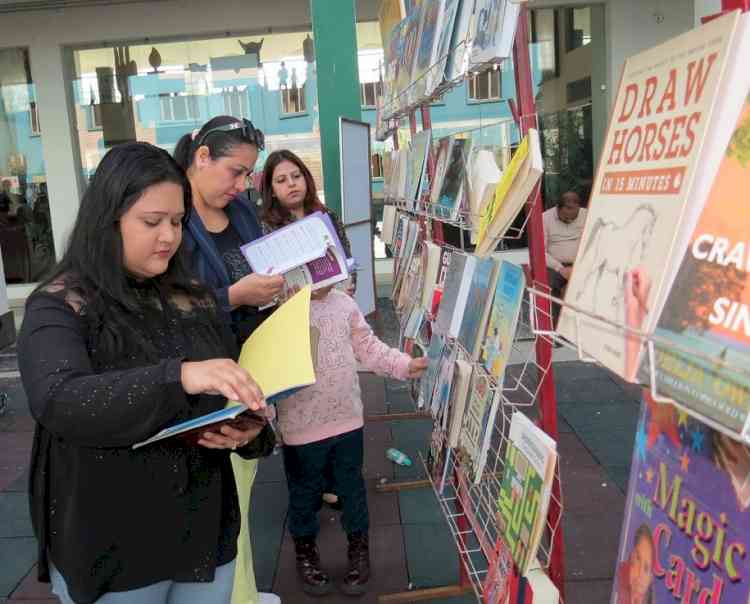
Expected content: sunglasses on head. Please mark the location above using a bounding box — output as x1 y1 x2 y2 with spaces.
195 118 265 150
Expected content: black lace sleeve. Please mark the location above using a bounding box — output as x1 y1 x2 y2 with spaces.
18 292 188 448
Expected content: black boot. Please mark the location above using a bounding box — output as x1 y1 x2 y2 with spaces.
294 536 332 596
341 532 370 596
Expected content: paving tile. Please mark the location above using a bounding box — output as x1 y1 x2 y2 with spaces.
8 565 55 600
0 493 32 538
565 578 614 604
0 537 36 597
562 511 620 583
398 486 445 525
360 373 386 416
5 469 28 494
0 381 31 435
560 464 625 516
249 480 287 592
273 524 408 603
558 400 639 435
604 464 632 494
390 420 432 481
402 523 462 589
0 433 33 493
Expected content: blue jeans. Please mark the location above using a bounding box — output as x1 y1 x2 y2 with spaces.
50 560 236 604
282 427 368 539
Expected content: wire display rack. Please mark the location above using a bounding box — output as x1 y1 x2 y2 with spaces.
375 6 566 602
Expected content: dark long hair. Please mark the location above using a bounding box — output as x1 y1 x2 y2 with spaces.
260 149 324 228
173 115 259 171
39 142 198 354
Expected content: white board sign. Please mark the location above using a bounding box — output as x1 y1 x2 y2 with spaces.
339 118 372 226
346 222 376 316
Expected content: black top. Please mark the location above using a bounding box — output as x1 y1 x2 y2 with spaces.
18 278 272 604
209 222 267 343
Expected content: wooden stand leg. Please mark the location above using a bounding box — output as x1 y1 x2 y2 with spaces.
377 584 474 603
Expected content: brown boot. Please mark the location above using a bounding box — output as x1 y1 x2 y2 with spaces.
294 536 332 596
341 532 370 596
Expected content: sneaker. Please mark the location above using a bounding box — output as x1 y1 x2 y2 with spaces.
258 593 281 604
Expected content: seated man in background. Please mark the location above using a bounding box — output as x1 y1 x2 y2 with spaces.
542 191 587 327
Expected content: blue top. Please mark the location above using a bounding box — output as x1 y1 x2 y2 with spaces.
182 192 266 342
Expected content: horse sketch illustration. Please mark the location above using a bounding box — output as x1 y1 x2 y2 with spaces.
573 204 658 317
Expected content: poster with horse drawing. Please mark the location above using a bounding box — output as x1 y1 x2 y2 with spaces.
558 11 745 382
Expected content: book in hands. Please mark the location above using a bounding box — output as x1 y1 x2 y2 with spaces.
132 287 316 449
132 405 266 450
240 211 351 291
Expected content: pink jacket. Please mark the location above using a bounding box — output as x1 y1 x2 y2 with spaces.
276 290 412 446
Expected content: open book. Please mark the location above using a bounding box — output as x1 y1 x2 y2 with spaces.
132 287 315 449
240 211 351 291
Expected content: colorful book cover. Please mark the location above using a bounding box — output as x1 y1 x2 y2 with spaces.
447 358 473 448
435 138 470 220
459 368 501 484
559 11 746 382
611 391 750 603
424 0 461 96
430 137 453 206
470 0 521 66
496 412 557 576
458 255 501 359
481 261 526 381
434 252 477 338
411 0 442 100
445 0 476 81
650 95 750 439
396 8 422 106
406 130 432 209
431 345 458 420
421 333 446 410
483 538 515 604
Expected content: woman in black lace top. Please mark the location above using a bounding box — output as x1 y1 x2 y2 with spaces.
17 143 273 604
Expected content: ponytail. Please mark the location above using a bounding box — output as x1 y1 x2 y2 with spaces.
173 133 194 170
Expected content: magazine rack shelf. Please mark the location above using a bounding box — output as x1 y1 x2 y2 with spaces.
375 5 566 603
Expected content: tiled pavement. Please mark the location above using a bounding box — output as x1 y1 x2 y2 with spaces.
0 301 642 603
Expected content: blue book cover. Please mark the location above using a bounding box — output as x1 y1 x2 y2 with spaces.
458 255 501 359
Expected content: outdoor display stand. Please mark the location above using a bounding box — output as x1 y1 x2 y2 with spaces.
373 5 566 602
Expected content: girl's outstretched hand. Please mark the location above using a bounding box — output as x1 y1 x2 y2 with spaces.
406 356 429 379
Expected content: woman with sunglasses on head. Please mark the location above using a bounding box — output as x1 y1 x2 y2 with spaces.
18 142 272 604
176 117 283 604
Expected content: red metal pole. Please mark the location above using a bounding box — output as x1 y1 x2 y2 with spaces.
512 7 566 597
722 0 750 10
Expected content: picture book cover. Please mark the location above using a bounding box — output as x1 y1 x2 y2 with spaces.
496 412 557 576
421 333 446 410
611 390 750 603
467 147 503 229
431 344 458 420
476 130 543 257
650 94 750 439
411 0 443 100
420 240 444 309
458 255 501 360
558 11 746 382
447 358 473 448
434 252 477 338
396 8 422 105
459 367 502 484
430 137 453 206
470 0 522 66
435 138 470 220
406 129 432 208
481 261 526 381
424 0 461 97
446 0 477 81
483 538 515 604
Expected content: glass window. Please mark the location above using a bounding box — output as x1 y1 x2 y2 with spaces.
530 9 559 82
468 67 501 102
0 47 56 284
566 7 591 52
360 81 383 108
69 31 322 191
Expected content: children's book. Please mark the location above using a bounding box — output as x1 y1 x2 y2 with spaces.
559 11 749 382
421 333 446 410
430 138 453 206
467 147 502 229
445 0 476 81
424 0 461 97
483 538 515 604
481 261 526 381
649 93 750 439
459 367 502 484
435 138 470 220
406 130 432 209
447 359 473 448
396 8 422 107
434 252 478 338
420 240 444 310
476 130 543 257
611 390 750 603
240 211 350 291
470 0 522 66
458 255 501 360
411 0 443 101
496 412 557 576
431 345 458 420
134 287 315 449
